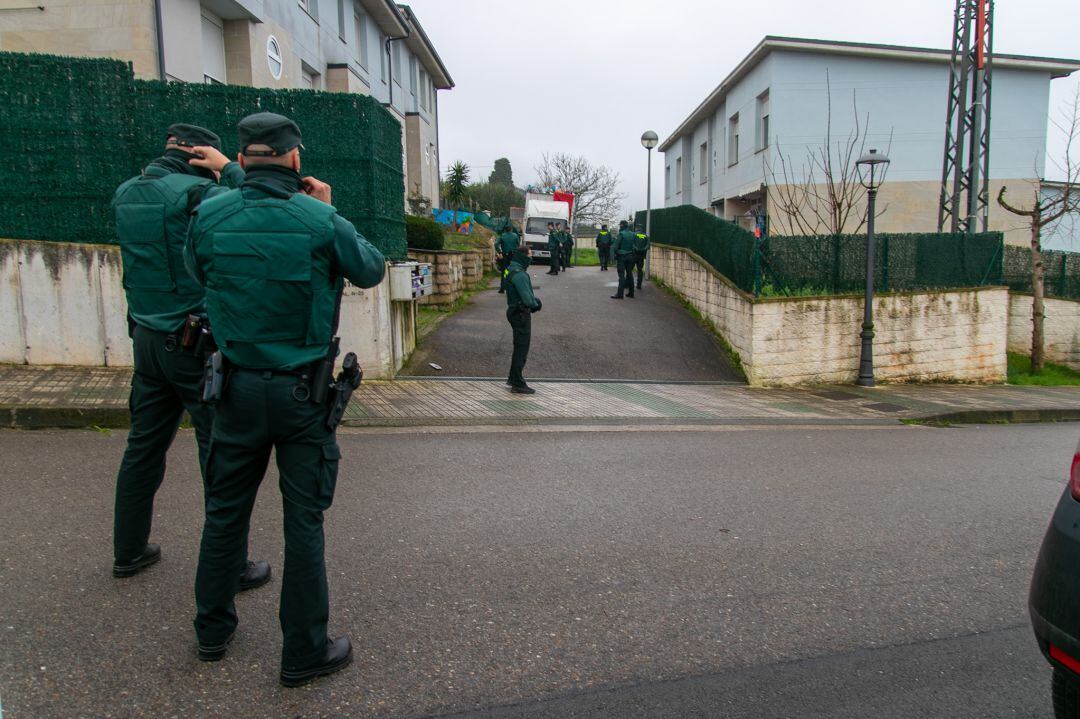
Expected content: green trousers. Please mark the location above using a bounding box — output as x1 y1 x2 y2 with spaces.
506 307 531 387
113 324 212 562
193 370 341 669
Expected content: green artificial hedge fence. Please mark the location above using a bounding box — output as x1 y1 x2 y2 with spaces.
0 52 406 259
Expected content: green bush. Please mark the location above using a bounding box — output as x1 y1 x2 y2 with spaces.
406 215 445 251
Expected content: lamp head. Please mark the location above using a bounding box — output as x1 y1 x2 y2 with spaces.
855 149 890 190
641 130 659 150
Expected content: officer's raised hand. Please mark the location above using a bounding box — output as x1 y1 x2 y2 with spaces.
302 176 332 205
188 145 232 174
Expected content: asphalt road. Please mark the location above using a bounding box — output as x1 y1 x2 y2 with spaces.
401 266 741 382
0 423 1075 718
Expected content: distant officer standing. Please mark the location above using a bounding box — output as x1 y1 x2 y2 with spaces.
610 220 637 299
595 224 613 271
545 222 560 275
495 221 519 294
110 123 270 592
633 224 651 290
185 112 386 687
504 245 542 394
560 223 574 269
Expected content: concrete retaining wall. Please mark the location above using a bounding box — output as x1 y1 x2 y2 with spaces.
651 244 1009 386
1008 294 1080 370
408 248 491 306
0 238 414 379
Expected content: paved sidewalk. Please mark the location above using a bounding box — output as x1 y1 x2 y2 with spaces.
2 364 1079 428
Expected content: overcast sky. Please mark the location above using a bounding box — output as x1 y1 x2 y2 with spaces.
404 0 1079 218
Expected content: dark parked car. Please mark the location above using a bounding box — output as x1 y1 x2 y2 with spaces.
1030 440 1080 717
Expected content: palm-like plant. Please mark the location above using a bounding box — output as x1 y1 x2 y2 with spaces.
444 161 470 230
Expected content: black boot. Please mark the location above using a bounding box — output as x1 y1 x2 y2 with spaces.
113 543 161 578
280 636 353 688
238 560 272 591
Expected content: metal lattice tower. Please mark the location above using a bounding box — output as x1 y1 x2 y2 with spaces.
938 0 994 234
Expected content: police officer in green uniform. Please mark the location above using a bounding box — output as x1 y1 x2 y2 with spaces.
595 224 613 271
545 222 560 275
110 123 270 592
495 221 520 294
610 220 637 299
185 113 386 687
504 245 542 393
633 225 651 290
559 223 574 269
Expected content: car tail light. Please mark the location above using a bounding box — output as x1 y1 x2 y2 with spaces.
1072 452 1080 502
1051 644 1080 676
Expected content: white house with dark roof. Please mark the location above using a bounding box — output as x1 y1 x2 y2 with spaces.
659 36 1080 245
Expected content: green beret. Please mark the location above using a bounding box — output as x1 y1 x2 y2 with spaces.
166 123 222 150
238 112 303 156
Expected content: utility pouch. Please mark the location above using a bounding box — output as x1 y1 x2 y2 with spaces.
201 351 227 404
325 351 363 431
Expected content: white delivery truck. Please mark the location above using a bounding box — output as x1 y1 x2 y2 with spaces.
522 191 573 264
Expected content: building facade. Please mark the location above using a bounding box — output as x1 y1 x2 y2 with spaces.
659 37 1080 246
0 0 453 209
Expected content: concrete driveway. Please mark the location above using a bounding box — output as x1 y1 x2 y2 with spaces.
401 266 742 382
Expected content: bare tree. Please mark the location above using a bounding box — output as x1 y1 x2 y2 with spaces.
534 153 626 228
766 71 891 236
998 88 1080 373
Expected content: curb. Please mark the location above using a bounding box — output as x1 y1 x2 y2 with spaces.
912 408 1080 425
1 405 131 430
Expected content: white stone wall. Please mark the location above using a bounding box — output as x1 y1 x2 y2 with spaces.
649 244 755 369
651 244 1009 386
0 238 413 379
752 289 1008 386
1008 294 1080 370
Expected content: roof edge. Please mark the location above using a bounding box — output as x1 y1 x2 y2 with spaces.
658 35 1080 152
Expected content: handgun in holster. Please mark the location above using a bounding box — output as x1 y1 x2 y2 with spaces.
201 350 227 404
325 351 363 431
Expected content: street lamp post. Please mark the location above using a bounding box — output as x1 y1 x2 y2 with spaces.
641 130 658 279
854 149 891 388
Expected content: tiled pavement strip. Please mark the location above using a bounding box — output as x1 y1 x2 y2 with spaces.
1 364 1079 427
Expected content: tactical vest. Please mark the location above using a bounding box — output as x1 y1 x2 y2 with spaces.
113 167 209 308
634 233 649 252
191 188 339 348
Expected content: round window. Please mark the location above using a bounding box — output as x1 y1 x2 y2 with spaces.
267 35 283 80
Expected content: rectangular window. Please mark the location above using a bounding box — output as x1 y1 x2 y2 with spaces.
665 165 671 198
200 10 226 84
337 0 345 39
756 91 770 151
675 157 683 193
728 113 740 167
409 55 418 99
301 64 320 90
392 40 402 85
354 10 368 68
297 0 317 21
419 68 429 110
379 34 388 83
699 142 708 184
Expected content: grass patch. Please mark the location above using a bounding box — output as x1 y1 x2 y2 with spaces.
443 224 496 252
653 278 747 381
570 248 600 266
1007 352 1080 386
757 282 834 298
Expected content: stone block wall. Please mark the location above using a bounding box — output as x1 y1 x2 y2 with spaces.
407 248 492 306
1008 294 1080 370
651 244 1009 386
